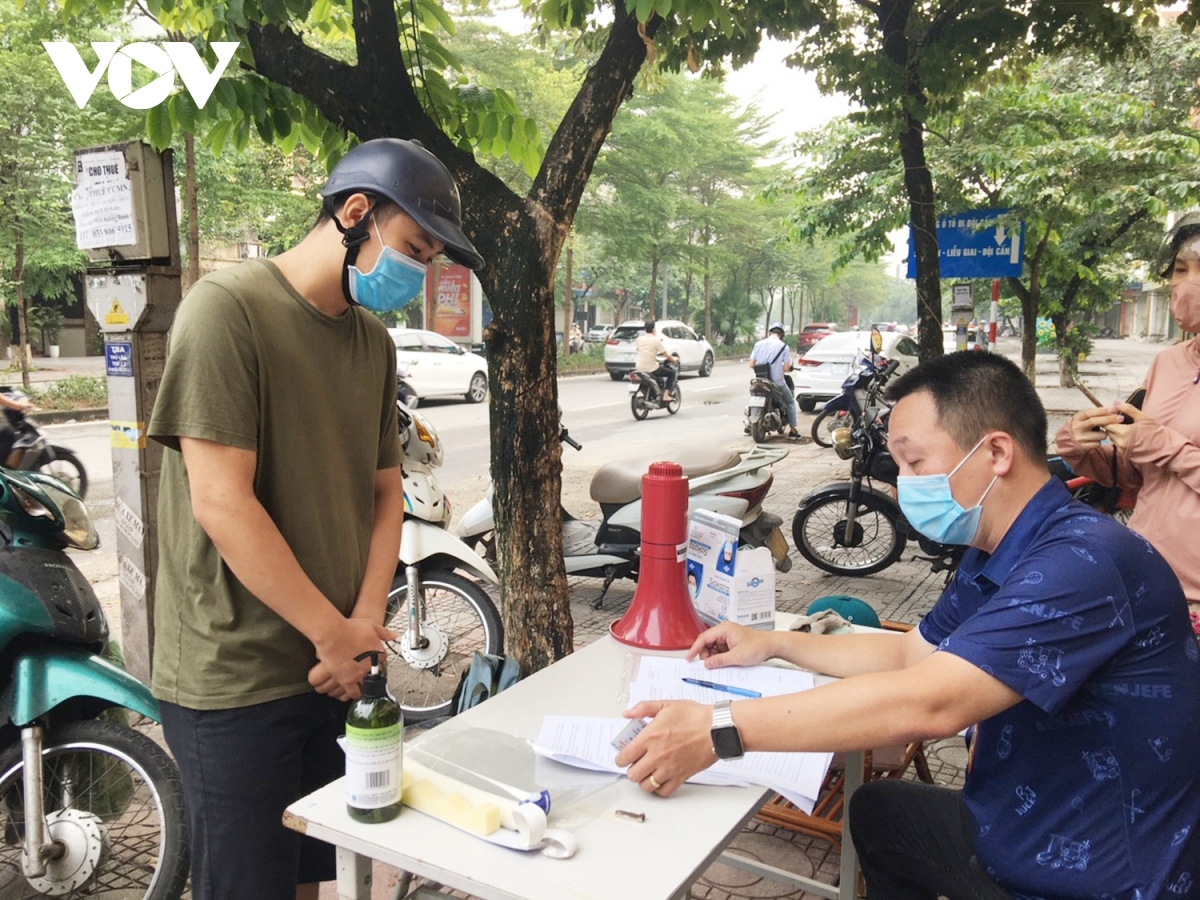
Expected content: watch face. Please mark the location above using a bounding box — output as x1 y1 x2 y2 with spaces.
712 726 744 760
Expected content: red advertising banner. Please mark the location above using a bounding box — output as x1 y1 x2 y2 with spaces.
426 263 472 338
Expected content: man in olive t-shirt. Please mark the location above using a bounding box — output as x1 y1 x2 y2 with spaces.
148 139 484 900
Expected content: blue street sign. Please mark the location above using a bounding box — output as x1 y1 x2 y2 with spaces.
105 341 133 377
906 208 1024 279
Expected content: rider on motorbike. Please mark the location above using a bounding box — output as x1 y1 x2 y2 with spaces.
635 319 680 402
0 386 36 465
749 322 802 441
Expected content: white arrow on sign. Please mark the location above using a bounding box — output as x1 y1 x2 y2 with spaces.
994 224 1022 264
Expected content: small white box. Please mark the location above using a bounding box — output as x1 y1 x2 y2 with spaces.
686 509 775 630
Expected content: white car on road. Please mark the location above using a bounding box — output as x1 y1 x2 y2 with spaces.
792 330 921 411
603 319 716 381
389 328 489 404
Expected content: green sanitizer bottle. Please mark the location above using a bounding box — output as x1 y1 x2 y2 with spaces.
344 651 402 823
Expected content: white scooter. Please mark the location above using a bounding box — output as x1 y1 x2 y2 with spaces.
387 401 502 721
457 425 793 606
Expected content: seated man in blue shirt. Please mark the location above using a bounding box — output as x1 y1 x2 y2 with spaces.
616 351 1199 900
748 322 801 440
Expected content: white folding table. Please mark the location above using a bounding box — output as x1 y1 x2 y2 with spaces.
284 624 864 900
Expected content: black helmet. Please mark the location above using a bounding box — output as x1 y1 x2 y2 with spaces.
321 138 484 271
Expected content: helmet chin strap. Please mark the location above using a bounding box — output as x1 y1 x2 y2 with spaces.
328 199 375 306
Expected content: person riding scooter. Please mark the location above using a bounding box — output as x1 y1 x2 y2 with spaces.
635 319 680 402
749 322 802 441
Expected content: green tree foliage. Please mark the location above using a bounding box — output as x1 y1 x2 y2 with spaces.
667 0 1157 360
0 1 140 383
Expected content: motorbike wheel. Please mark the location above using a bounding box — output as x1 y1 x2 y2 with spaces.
37 448 88 499
0 718 189 900
750 415 768 444
810 408 851 449
383 568 503 721
666 386 682 415
630 389 649 420
792 493 906 576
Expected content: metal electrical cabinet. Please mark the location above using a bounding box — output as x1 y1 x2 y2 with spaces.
77 142 181 682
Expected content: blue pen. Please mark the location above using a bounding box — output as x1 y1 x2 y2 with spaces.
681 677 762 699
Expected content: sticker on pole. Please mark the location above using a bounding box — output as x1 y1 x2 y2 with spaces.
110 420 146 449
105 342 133 377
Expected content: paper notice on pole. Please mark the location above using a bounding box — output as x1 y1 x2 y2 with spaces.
72 148 137 250
118 555 147 600
114 497 144 549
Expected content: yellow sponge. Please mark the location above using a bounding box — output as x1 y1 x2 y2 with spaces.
401 770 502 836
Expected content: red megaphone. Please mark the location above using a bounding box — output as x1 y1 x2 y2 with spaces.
610 461 707 650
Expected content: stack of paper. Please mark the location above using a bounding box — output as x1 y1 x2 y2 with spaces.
532 658 832 813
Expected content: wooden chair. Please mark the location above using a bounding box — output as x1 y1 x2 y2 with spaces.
754 620 935 853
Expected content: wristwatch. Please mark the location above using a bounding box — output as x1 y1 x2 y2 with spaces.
711 700 745 760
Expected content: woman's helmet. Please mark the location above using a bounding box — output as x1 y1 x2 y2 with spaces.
321 138 483 271
1157 210 1200 280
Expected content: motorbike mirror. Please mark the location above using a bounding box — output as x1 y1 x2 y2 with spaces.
870 328 883 355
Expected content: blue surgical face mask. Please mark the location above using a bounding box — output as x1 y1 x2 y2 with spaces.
347 220 427 312
896 435 998 546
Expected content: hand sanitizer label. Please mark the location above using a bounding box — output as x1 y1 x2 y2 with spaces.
343 724 402 809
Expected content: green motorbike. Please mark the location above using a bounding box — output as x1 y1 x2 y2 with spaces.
0 468 188 898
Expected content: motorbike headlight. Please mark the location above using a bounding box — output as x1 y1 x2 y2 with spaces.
39 481 99 550
412 415 444 468
9 477 99 550
833 427 855 459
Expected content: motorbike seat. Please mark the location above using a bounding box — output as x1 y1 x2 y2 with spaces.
590 446 744 505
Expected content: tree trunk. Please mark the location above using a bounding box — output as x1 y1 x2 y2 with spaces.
184 131 200 291
562 243 574 354
14 230 29 390
648 255 659 318
876 0 942 362
1010 277 1040 385
703 254 711 341
1051 311 1077 387
682 268 693 324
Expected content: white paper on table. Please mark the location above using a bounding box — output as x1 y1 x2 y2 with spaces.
531 716 826 814
628 657 815 705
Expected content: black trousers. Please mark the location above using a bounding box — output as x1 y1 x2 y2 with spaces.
160 692 348 900
849 780 1012 900
653 364 678 395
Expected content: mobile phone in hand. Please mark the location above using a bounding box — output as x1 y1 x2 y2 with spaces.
1119 388 1146 425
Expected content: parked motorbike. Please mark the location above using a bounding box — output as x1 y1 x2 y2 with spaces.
386 402 502 721
745 376 793 443
789 359 959 577
458 426 793 607
629 360 681 420
0 389 88 498
810 354 891 449
792 366 1137 579
0 467 189 898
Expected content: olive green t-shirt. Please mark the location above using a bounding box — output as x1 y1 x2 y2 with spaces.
148 258 400 710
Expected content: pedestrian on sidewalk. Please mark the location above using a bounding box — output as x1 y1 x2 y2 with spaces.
1056 213 1200 631
617 352 1199 900
148 138 483 900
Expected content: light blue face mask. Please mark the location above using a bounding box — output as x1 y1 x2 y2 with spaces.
347 220 427 312
896 435 998 546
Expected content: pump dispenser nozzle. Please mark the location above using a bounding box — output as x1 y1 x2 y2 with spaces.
354 650 387 699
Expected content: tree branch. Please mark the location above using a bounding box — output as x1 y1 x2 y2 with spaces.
530 2 661 232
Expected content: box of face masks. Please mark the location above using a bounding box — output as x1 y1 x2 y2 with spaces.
686 509 775 630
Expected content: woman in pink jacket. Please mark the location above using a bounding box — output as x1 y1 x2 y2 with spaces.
1056 216 1200 632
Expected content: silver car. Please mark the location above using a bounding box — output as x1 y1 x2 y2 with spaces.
389 328 489 403
603 319 716 381
792 330 921 412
